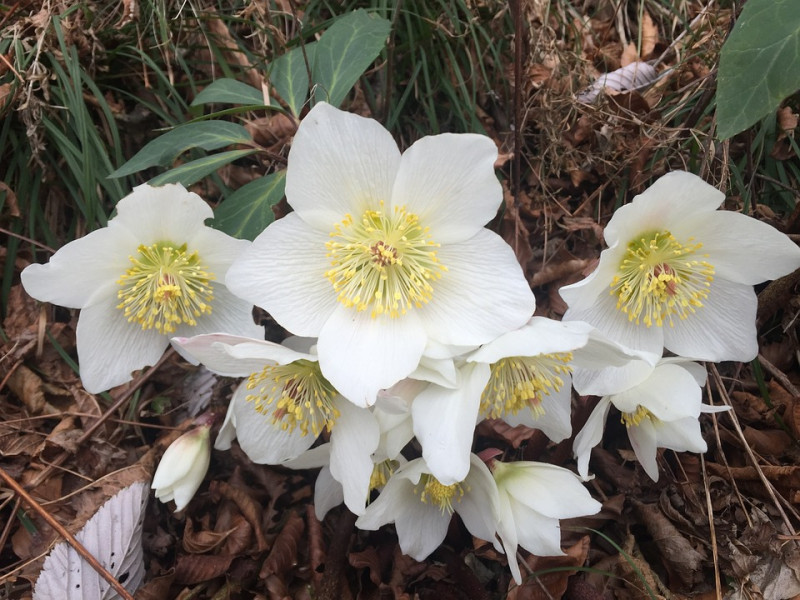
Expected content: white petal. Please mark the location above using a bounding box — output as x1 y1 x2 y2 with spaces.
499 462 601 520
214 400 237 450
188 226 252 274
663 278 758 362
174 285 264 345
495 491 522 584
603 171 723 247
558 245 625 313
231 384 316 463
572 356 658 397
114 183 214 243
674 210 800 285
21 225 136 308
572 325 651 370
611 362 702 420
418 229 535 346
409 355 458 388
285 102 401 230
170 334 303 377
573 397 612 479
314 466 345 521
171 446 210 512
412 363 490 485
654 416 707 453
468 317 590 365
329 399 381 516
627 418 660 481
225 213 337 336
503 382 573 443
391 133 502 244
510 497 566 556
456 455 501 548
282 443 332 470
317 306 427 407
76 301 168 393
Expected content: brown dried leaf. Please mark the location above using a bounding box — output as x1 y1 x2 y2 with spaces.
174 554 235 585
742 427 793 457
220 514 254 556
349 547 382 585
476 419 539 449
183 517 237 554
507 535 591 599
640 11 658 57
631 500 705 591
210 480 269 551
260 510 305 578
7 365 48 415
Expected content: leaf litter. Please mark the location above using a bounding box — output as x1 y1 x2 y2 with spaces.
2 0 800 598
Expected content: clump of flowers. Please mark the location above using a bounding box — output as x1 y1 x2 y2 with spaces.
21 183 262 393
24 101 800 589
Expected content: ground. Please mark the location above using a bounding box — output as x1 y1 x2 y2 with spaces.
2 0 800 598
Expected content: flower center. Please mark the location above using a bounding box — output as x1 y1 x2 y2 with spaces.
481 353 573 419
325 203 446 319
415 474 466 515
610 230 714 328
245 359 339 437
116 242 214 333
620 405 657 427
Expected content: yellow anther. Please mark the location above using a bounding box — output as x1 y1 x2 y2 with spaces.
245 360 339 437
116 242 214 333
481 353 574 419
610 230 714 328
415 474 467 515
325 202 445 319
621 405 657 427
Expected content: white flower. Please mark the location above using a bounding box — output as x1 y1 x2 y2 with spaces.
21 183 263 393
152 423 212 512
467 317 644 442
355 454 501 562
492 460 601 584
559 171 800 362
172 333 380 514
225 102 535 407
572 358 727 481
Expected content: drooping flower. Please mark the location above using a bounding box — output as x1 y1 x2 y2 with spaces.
572 358 727 481
355 454 501 562
225 102 535 407
21 184 263 393
491 459 602 584
152 421 212 512
466 317 645 442
559 171 800 362
172 333 380 514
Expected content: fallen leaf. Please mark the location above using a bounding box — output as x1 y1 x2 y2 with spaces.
260 510 304 578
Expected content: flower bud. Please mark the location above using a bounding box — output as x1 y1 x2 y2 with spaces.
152 424 211 512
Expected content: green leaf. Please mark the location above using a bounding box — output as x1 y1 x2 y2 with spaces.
311 10 392 107
191 78 266 106
213 171 286 240
109 121 254 178
716 0 800 140
147 149 257 187
271 44 317 116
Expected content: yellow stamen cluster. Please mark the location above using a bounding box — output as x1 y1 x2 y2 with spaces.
117 242 214 333
368 459 398 494
621 405 657 427
610 230 714 328
325 203 446 319
245 360 339 437
415 474 467 515
481 353 574 419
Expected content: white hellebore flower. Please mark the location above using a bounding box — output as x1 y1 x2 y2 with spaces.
356 454 502 562
225 102 535 407
573 358 727 481
492 460 601 584
21 184 263 393
152 423 212 512
171 333 380 514
560 171 800 362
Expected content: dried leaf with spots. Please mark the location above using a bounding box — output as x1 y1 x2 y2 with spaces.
260 510 304 578
174 554 236 585
577 62 658 104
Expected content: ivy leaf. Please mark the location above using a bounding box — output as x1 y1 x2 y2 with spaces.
716 0 800 140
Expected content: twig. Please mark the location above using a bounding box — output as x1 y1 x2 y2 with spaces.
708 364 797 536
0 467 135 600
700 455 722 600
757 353 800 397
24 348 176 491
